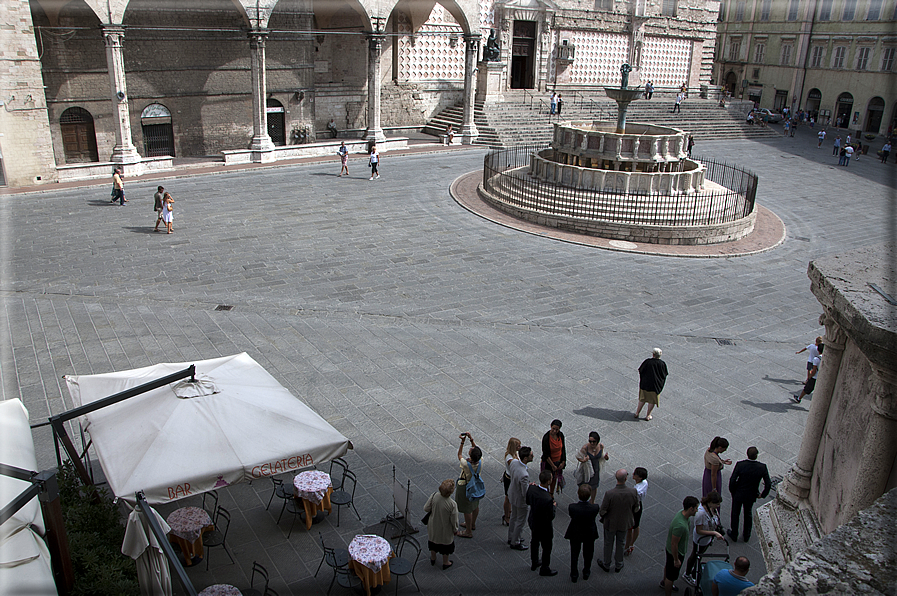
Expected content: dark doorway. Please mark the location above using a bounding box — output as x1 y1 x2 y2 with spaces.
774 89 788 111
60 107 99 163
724 72 737 96
805 88 821 115
141 103 175 157
510 20 536 89
266 99 286 146
865 96 884 133
835 92 853 127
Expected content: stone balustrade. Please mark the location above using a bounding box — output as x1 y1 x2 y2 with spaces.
553 121 688 164
530 150 705 195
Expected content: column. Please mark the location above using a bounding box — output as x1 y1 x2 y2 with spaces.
248 29 275 152
845 366 897 519
364 34 386 144
460 34 480 144
103 26 140 163
779 314 847 507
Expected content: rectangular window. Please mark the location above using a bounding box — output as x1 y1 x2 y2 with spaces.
754 43 766 63
867 0 882 19
719 0 726 20
781 44 793 65
761 0 772 19
843 0 856 20
819 0 832 19
729 40 741 61
833 46 846 68
735 0 745 20
752 68 761 78
811 46 825 67
662 0 677 16
883 47 896 71
788 0 800 20
856 47 871 69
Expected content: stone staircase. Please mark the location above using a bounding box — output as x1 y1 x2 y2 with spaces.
423 90 780 148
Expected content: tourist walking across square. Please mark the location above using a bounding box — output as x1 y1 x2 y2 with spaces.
526 469 558 576
111 167 127 205
793 352 820 403
796 337 823 380
881 142 891 163
661 496 700 595
508 446 534 550
635 348 669 421
727 447 771 543
153 186 165 231
832 135 841 156
684 491 724 581
550 92 557 114
337 142 349 176
672 93 682 113
597 469 640 574
817 129 826 148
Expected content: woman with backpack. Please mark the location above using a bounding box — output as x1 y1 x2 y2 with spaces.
455 432 483 538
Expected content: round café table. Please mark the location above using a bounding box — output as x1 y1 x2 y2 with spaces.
198 584 241 596
293 470 333 530
348 534 395 596
167 507 214 566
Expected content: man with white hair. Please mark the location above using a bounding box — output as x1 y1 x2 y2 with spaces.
635 348 668 421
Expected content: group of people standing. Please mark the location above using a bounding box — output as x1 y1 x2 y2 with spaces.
422 346 768 595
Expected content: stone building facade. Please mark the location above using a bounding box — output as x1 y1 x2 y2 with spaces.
1 0 720 187
715 0 897 134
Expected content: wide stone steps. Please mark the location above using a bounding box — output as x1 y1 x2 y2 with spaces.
422 93 780 148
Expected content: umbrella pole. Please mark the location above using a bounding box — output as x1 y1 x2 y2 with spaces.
136 492 198 596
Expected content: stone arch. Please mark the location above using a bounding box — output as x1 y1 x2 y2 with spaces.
864 96 885 133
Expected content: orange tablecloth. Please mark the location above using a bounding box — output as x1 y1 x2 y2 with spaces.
293 471 333 530
300 486 333 530
349 556 394 596
167 507 214 566
349 534 394 596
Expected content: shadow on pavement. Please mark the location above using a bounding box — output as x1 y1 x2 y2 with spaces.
739 399 806 414
571 406 638 422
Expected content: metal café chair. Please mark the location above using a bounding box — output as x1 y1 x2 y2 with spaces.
242 561 269 596
314 531 349 577
330 469 361 527
329 457 349 490
267 476 295 522
204 505 235 570
390 534 422 593
201 489 219 524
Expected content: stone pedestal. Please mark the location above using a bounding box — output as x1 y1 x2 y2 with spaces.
476 61 505 104
756 243 897 575
603 87 645 134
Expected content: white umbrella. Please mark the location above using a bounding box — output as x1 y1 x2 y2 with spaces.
0 399 58 596
64 352 350 504
121 506 172 596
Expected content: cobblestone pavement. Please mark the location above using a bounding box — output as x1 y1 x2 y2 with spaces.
1 127 894 595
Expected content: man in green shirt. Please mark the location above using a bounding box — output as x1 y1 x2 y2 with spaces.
661 496 699 595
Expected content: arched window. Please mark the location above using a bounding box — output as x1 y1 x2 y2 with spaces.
865 97 885 133
266 98 286 146
60 107 99 163
141 103 175 157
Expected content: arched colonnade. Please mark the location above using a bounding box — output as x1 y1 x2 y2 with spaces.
33 0 483 163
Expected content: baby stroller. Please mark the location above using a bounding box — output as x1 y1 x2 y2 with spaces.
684 538 730 596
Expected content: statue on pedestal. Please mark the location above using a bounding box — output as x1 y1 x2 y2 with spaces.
620 63 632 89
484 29 501 62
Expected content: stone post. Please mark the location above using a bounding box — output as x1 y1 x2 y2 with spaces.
845 366 897 519
364 34 387 143
248 29 275 154
779 313 847 507
103 26 140 163
460 34 480 144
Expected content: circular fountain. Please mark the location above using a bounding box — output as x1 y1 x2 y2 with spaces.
476 68 759 245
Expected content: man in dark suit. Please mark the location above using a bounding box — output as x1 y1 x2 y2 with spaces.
598 469 640 573
727 446 771 543
526 469 558 576
565 484 601 582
